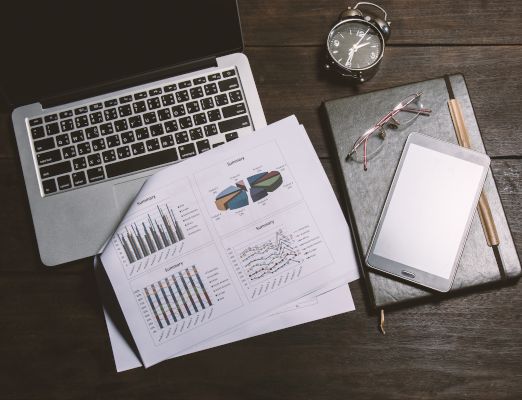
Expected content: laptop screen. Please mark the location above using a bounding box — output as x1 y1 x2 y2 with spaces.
0 0 243 106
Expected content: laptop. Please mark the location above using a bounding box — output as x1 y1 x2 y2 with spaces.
1 0 266 266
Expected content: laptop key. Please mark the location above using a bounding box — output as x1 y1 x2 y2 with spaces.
179 116 193 129
149 88 162 96
222 103 246 118
218 77 239 92
218 115 250 133
214 93 229 106
34 137 55 152
55 134 70 147
204 124 218 136
106 135 120 148
129 115 143 128
161 93 175 107
42 179 57 194
133 100 147 113
117 146 131 159
164 120 178 133
135 127 150 140
29 117 43 126
121 131 135 144
118 104 132 117
91 138 106 151
44 114 58 123
73 157 86 170
40 160 72 179
186 101 200 113
201 97 214 110
105 147 179 178
223 69 236 77
62 146 77 159
104 99 118 107
104 108 118 121
189 127 204 140
178 143 196 159
85 126 99 139
190 87 204 99
77 142 91 155
59 110 73 119
72 171 87 186
207 109 221 122
225 131 239 142
89 103 103 111
100 123 114 135
87 167 105 183
134 91 147 100
176 90 190 103
37 149 62 165
46 122 60 135
71 130 85 143
146 138 160 151
179 80 191 88
143 112 157 124
229 90 243 103
74 106 88 115
164 84 177 92
114 119 128 132
157 108 172 121
175 131 189 144
204 83 218 96
196 139 211 153
102 150 116 163
60 119 74 132
147 97 161 110
160 134 175 148
150 124 164 137
193 77 206 85
119 95 133 104
90 112 103 124
171 105 186 117
31 126 45 139
75 115 89 128
87 153 102 167
208 72 221 81
131 142 146 155
57 175 72 190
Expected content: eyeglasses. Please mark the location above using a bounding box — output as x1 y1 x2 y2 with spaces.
346 92 432 170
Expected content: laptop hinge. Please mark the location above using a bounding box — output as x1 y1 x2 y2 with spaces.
41 57 218 109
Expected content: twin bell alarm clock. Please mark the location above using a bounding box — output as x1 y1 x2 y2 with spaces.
325 2 391 82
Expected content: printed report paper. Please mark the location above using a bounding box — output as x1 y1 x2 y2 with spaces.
100 116 359 367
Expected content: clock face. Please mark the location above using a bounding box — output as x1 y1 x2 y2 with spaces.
327 20 383 70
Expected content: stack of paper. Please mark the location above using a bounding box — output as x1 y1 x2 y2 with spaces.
97 116 359 371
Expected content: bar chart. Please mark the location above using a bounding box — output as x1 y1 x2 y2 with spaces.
140 266 213 331
117 203 185 264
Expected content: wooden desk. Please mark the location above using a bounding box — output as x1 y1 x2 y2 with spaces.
0 1 520 398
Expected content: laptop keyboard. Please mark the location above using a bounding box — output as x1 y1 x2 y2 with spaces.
27 68 252 196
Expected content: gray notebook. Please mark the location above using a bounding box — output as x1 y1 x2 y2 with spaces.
323 74 521 308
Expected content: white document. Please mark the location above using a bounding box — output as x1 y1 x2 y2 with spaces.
100 279 355 372
100 116 359 367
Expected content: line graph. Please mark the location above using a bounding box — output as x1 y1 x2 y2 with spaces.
239 229 302 281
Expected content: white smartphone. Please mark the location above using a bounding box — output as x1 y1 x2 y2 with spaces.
366 133 490 292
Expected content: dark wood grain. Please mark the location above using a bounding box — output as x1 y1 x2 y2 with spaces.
240 0 522 46
0 0 521 399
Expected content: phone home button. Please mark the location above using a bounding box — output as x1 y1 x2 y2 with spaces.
401 270 416 279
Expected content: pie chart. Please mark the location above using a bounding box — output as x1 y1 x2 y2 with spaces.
215 171 283 211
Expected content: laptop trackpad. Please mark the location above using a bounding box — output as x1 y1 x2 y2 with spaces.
113 176 150 215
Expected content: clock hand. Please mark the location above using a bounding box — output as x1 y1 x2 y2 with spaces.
354 41 371 50
345 48 354 66
354 29 370 48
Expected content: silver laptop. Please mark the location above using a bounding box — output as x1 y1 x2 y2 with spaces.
2 1 266 266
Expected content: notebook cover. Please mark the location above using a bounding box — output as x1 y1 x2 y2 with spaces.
323 74 521 309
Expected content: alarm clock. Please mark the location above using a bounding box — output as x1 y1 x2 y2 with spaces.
325 2 391 82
